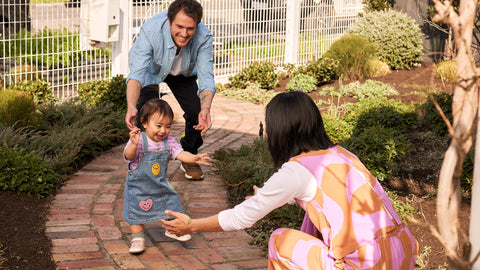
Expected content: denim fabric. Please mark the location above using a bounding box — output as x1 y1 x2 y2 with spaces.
126 11 216 96
122 132 183 225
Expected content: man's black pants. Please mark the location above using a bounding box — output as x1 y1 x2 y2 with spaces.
136 75 203 154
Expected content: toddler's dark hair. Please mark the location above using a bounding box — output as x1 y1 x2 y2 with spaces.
139 99 174 130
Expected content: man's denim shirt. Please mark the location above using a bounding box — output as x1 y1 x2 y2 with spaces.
126 11 216 96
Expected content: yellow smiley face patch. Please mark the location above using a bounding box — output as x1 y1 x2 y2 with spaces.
151 163 161 175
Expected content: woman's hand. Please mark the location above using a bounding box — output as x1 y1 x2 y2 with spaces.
245 185 259 200
161 210 193 236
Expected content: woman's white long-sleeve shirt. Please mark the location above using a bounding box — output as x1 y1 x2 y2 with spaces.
218 161 317 231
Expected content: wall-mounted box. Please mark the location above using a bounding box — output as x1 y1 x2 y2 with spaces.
81 0 119 44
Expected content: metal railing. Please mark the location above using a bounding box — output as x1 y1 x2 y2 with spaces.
0 0 363 98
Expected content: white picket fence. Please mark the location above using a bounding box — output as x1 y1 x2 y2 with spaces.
0 0 363 98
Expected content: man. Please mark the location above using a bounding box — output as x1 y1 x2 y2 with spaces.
125 0 215 180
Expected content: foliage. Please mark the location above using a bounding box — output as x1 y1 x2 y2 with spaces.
0 145 59 197
218 82 278 106
368 59 391 77
228 61 279 90
322 116 353 143
341 125 408 181
0 28 110 68
347 10 423 70
77 75 127 110
293 57 339 85
323 34 378 80
9 80 57 104
387 191 415 222
0 90 38 128
461 150 474 192
362 0 392 12
0 241 6 267
340 80 399 100
418 92 453 136
342 97 419 133
27 99 129 174
435 60 456 83
339 98 418 180
8 65 42 84
286 74 317 93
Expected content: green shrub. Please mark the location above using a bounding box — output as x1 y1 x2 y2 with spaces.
0 90 37 128
323 116 354 143
363 0 392 12
218 82 278 106
228 61 279 90
342 97 419 132
0 28 110 68
387 191 415 222
0 145 59 197
8 65 42 84
341 125 408 181
294 57 339 85
419 92 452 136
29 99 128 174
340 80 399 100
435 60 456 83
286 74 317 93
9 80 56 104
323 34 378 80
77 75 127 111
368 59 391 77
347 10 423 70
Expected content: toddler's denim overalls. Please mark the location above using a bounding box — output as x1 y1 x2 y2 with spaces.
122 132 184 225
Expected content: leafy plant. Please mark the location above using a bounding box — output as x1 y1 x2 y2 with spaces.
294 57 339 85
341 125 408 181
341 80 399 100
362 0 393 12
0 90 38 128
286 74 317 93
368 59 391 77
0 145 59 197
323 34 378 80
228 61 279 90
418 92 453 136
435 60 456 83
387 191 415 222
347 10 423 70
77 75 127 111
218 82 278 106
9 80 56 104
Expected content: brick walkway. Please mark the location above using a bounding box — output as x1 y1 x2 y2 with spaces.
46 95 268 270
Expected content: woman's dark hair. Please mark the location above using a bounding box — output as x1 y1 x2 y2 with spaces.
139 99 174 131
265 91 335 169
168 0 203 24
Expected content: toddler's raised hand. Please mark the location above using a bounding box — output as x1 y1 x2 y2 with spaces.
194 153 212 165
129 127 141 145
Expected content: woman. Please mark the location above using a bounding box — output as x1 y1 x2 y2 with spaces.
161 91 418 269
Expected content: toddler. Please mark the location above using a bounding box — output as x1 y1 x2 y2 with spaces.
122 98 211 254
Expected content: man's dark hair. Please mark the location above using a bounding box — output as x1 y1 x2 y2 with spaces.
265 91 335 170
168 0 203 24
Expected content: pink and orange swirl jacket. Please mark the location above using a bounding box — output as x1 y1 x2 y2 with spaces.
268 146 418 269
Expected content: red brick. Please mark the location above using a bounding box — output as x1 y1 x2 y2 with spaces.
191 248 226 264
56 258 111 269
53 251 105 262
169 254 208 270
139 246 166 262
93 215 115 226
